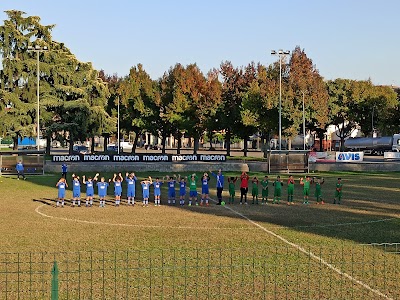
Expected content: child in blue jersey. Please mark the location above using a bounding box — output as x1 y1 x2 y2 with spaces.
82 173 99 207
97 176 111 208
166 175 177 205
141 177 153 207
125 172 137 206
201 173 210 206
178 175 187 206
56 177 68 207
153 177 164 206
112 173 123 207
71 174 81 207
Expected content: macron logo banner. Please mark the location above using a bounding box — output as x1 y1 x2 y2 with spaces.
335 152 364 162
51 154 227 163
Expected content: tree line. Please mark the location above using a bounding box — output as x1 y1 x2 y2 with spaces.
0 10 399 155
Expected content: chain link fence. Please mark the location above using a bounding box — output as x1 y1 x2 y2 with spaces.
0 244 398 299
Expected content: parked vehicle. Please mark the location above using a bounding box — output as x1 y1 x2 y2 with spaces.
344 134 400 155
72 145 90 155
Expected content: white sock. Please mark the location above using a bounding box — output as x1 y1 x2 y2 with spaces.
86 200 89 206
78 200 81 206
56 201 59 207
132 199 135 205
61 201 64 206
128 199 131 204
73 200 76 205
90 200 93 205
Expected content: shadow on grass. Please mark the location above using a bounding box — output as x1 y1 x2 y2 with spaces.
22 171 400 245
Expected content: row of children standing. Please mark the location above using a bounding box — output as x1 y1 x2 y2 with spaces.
55 170 225 208
55 171 343 208
227 173 343 205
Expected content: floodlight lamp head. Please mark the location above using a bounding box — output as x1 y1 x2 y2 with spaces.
284 50 290 55
43 46 48 50
271 50 277 55
28 46 34 50
35 45 40 50
278 50 283 54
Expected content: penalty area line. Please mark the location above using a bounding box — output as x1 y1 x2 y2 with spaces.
214 198 394 300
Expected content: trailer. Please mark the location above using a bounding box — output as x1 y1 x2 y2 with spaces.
344 134 400 155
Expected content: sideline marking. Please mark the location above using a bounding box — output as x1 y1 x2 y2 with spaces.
220 201 394 300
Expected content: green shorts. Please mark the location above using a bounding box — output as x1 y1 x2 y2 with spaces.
252 189 258 196
334 190 342 197
262 189 268 197
303 188 310 196
287 186 294 196
274 189 281 197
229 189 235 197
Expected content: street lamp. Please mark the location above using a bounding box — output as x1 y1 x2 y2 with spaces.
271 49 290 150
117 96 120 154
28 45 48 151
302 91 306 150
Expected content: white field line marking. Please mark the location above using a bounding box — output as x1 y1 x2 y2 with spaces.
35 202 396 231
34 204 251 230
220 201 394 300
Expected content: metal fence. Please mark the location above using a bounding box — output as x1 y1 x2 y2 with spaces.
0 244 399 299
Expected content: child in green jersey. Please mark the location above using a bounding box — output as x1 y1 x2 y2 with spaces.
187 173 198 206
314 177 325 204
300 175 312 204
333 178 343 204
251 177 259 204
261 176 269 204
272 176 283 204
228 176 238 204
287 175 295 205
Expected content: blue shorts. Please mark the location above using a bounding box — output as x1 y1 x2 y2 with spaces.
202 188 209 195
58 192 65 199
73 191 81 198
180 190 186 197
99 193 107 198
168 190 176 198
154 190 161 197
127 189 135 197
189 191 197 198
115 190 122 196
143 192 150 199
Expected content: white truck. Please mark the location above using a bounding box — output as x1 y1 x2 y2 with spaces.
344 134 400 155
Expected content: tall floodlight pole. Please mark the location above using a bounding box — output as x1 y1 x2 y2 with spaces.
302 91 306 150
28 45 48 151
117 96 120 154
271 49 290 150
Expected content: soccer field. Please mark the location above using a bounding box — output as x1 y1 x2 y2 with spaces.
0 171 399 299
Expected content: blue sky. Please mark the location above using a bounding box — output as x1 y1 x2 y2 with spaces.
1 0 399 85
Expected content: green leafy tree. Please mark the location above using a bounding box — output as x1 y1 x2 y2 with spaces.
117 64 159 153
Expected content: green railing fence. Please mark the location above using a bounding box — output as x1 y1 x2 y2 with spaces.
0 244 399 299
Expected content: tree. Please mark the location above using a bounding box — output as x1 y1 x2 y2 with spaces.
287 46 329 150
117 64 159 153
0 10 111 154
326 79 395 150
217 61 246 156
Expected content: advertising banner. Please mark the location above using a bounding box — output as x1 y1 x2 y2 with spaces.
51 154 227 163
383 152 400 160
335 152 364 162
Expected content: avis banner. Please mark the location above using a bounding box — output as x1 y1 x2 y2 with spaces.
335 152 364 162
